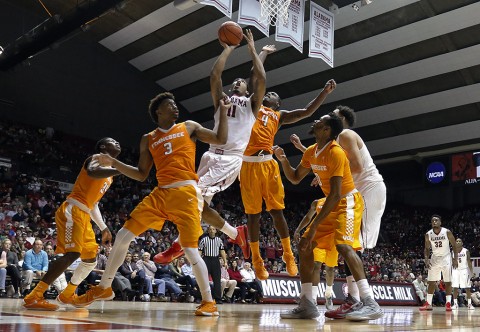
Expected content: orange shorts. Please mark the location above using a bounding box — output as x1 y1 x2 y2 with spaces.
124 183 203 248
55 201 98 260
313 247 338 268
240 157 285 214
305 191 364 251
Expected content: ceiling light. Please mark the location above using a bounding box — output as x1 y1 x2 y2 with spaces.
0 46 3 55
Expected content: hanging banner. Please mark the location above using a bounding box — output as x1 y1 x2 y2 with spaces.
201 0 233 18
275 0 305 53
309 2 334 67
238 0 270 37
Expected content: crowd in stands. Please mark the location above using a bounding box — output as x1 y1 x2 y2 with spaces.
1 119 479 304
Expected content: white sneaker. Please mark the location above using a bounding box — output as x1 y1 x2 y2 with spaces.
468 304 475 310
451 303 458 310
325 296 334 310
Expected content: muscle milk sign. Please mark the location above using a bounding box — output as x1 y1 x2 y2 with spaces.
261 274 418 305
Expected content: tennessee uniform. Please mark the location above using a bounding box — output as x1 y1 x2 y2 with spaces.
310 198 339 268
240 106 284 213
123 123 203 248
300 141 364 251
55 167 112 260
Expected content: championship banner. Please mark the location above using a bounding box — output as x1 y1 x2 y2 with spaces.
261 274 419 306
238 0 270 37
275 0 305 53
308 2 334 67
201 0 233 18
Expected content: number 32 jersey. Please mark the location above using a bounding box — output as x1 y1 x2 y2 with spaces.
427 227 450 257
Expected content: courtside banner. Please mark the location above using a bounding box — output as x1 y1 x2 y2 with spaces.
201 0 233 18
238 0 270 37
261 274 419 306
275 0 305 53
472 257 480 276
308 2 334 67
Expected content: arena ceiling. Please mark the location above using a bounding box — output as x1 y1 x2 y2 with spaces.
4 0 480 167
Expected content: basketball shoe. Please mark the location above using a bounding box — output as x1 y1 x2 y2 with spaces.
419 301 433 311
154 241 184 265
252 259 269 280
280 296 320 319
228 225 250 259
23 292 59 311
73 286 115 308
282 252 298 276
445 302 452 312
195 300 219 316
325 294 359 319
346 296 383 321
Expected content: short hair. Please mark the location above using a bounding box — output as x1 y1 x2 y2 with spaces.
431 214 442 221
324 112 344 140
336 105 356 127
148 92 175 123
95 137 111 153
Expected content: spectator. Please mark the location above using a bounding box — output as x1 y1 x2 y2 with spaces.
119 252 146 300
219 257 236 303
413 274 427 305
137 252 168 302
1 239 21 298
22 239 48 296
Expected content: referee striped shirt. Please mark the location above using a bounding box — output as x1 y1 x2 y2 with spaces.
199 236 224 257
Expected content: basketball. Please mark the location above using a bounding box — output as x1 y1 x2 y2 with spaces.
218 21 243 46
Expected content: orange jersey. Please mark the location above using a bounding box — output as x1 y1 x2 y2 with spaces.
148 123 198 186
68 162 113 210
300 141 355 196
244 106 280 156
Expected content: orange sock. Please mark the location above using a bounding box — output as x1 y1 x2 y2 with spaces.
61 283 78 298
28 281 49 298
250 241 262 262
281 237 293 256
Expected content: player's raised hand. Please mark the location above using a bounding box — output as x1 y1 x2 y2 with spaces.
93 153 114 167
290 134 303 149
219 96 232 113
262 44 276 54
244 29 256 50
324 79 336 94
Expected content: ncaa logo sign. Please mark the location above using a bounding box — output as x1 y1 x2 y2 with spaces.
426 162 446 184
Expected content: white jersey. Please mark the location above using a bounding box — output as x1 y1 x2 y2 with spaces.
427 227 451 257
455 248 469 270
338 129 383 193
210 94 256 155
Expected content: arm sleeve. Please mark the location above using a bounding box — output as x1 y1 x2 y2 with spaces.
90 202 107 231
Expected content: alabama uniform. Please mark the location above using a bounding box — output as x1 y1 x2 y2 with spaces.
197 94 256 199
452 247 471 288
426 227 453 282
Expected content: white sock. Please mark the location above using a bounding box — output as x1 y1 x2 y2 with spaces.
356 279 374 300
99 228 136 289
446 295 451 304
427 294 433 305
325 285 333 298
70 261 96 285
312 284 319 300
346 276 360 301
183 247 213 302
300 283 314 303
468 298 472 305
220 222 237 240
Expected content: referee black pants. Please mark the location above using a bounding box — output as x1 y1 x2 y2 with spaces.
203 256 222 301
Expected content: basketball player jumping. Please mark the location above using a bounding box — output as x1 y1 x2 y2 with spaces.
156 29 266 263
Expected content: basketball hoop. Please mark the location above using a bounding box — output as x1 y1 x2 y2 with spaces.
260 0 291 26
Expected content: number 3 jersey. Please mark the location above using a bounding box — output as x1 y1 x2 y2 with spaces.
427 227 451 257
148 123 198 187
210 94 256 155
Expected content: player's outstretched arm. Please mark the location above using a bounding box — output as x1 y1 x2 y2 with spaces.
249 44 276 93
211 43 236 111
280 80 336 125
187 98 230 145
85 156 120 179
273 146 310 184
94 135 154 182
290 134 307 153
244 29 266 116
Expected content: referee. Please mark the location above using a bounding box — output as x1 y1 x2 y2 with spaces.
199 225 227 304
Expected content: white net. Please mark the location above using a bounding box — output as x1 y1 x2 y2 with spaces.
260 0 292 27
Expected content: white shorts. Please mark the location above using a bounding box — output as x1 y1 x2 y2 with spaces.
452 269 470 289
428 255 452 282
197 151 242 200
360 181 386 249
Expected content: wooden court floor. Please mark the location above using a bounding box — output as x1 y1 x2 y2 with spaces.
0 299 479 331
